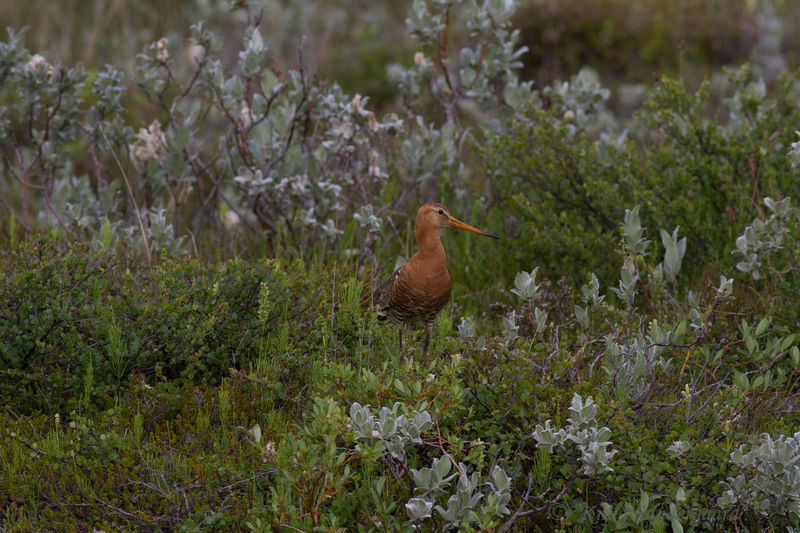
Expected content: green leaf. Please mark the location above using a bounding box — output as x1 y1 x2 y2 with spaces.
780 334 795 351
492 466 509 491
174 124 190 151
639 491 649 513
503 82 523 109
261 69 278 94
436 457 451 478
460 67 477 86
745 335 757 354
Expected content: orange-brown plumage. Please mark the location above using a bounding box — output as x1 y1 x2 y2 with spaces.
378 203 499 351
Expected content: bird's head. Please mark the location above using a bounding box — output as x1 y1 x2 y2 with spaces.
415 203 499 240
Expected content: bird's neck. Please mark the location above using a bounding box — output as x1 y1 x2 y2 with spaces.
415 228 446 261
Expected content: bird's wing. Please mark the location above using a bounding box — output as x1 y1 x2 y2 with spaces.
377 264 406 320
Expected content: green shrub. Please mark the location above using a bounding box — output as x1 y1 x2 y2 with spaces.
0 236 352 414
482 104 636 283
0 238 117 413
2 231 800 530
483 67 800 285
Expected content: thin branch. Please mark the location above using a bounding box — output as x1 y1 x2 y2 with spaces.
99 123 152 264
43 194 79 241
93 495 155 525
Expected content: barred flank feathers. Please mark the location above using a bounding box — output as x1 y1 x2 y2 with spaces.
379 262 451 326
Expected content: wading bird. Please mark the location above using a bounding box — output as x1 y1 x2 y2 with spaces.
378 203 499 352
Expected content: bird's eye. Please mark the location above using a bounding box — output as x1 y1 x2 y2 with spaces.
438 209 444 215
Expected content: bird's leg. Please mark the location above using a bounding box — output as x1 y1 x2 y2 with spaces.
423 322 433 353
398 324 404 351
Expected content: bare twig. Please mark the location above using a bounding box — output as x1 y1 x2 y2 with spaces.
93 495 155 525
99 123 152 264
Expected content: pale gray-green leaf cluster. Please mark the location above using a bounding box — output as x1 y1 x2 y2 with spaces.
407 457 512 530
718 431 800 520
502 309 519 345
667 440 692 459
457 316 476 340
350 401 432 461
533 393 617 475
611 256 639 307
542 67 610 130
353 204 382 233
659 226 686 284
622 205 650 256
511 267 540 300
734 197 797 279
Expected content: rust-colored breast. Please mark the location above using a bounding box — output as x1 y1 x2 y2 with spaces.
379 259 452 326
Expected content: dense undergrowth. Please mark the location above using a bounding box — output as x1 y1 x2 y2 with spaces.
483 66 800 284
3 0 800 531
3 214 800 531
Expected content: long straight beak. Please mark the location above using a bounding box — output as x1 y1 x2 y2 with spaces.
448 217 500 239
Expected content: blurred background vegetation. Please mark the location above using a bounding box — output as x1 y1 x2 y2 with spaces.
3 0 800 270
4 0 800 108
2 0 799 306
0 0 411 109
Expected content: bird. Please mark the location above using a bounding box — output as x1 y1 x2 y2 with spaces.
377 203 499 352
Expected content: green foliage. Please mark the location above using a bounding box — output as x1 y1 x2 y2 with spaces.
0 236 349 414
734 196 800 279
483 66 800 285
719 431 800 526
0 0 531 265
5 1 800 531
3 225 800 529
482 103 635 282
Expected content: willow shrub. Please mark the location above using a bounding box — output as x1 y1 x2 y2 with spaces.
0 237 358 414
482 66 800 285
